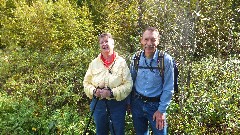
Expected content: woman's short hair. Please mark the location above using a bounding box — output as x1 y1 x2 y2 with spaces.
98 33 113 40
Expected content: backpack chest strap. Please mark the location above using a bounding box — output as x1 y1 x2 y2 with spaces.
138 66 160 69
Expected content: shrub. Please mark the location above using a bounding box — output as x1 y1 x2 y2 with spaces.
1 0 96 51
168 56 240 134
0 46 99 134
0 92 85 134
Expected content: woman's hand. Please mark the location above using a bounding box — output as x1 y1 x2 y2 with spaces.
93 88 102 97
100 88 111 98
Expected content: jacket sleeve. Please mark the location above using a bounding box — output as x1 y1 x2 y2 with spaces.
83 62 96 99
112 60 133 101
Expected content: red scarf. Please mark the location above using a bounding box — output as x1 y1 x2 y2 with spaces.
101 52 116 68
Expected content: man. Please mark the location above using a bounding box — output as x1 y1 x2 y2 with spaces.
130 27 174 135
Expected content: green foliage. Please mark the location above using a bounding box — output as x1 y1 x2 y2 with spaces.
0 46 99 134
0 93 40 134
0 0 240 134
168 56 240 134
84 0 140 58
194 0 240 57
0 92 85 134
0 47 98 107
1 0 96 51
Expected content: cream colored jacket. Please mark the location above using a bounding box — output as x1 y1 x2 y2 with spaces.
83 53 133 101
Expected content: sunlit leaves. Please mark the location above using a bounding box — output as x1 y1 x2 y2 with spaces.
168 56 239 134
0 0 239 134
1 0 96 51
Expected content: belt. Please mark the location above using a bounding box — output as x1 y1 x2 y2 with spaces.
134 91 160 102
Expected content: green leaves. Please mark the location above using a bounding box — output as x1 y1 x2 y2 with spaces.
1 0 96 52
0 0 239 134
168 56 240 134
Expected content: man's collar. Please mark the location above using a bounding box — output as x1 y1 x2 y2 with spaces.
142 49 158 60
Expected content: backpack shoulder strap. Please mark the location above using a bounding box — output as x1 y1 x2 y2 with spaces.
157 50 165 82
133 51 142 72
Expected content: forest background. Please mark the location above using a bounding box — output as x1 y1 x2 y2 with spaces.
0 0 239 134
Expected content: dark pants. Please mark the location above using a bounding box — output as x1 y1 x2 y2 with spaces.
90 98 127 135
131 97 167 135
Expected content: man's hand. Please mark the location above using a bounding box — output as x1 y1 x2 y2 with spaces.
153 110 165 130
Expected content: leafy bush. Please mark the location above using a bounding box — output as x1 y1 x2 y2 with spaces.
0 0 240 134
3 47 97 102
168 56 240 134
0 46 99 134
1 0 96 51
0 93 40 134
0 92 87 134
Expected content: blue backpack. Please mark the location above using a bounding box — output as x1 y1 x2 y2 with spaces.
133 50 179 93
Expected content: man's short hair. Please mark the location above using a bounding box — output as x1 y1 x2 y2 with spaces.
144 27 158 33
143 27 160 38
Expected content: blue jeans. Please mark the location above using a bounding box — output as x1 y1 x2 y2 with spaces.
131 98 167 135
90 98 127 135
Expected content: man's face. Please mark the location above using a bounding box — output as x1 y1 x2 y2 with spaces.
141 30 159 54
99 36 114 53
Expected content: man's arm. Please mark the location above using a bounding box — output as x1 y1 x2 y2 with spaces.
158 54 174 113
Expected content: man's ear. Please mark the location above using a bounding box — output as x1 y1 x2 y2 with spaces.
139 37 143 45
140 37 146 49
139 37 142 42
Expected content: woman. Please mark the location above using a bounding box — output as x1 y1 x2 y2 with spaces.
83 33 133 135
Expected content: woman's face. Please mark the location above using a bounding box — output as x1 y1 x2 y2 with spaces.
99 36 114 54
